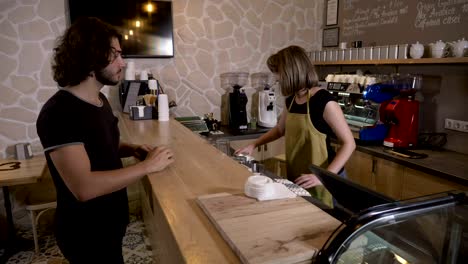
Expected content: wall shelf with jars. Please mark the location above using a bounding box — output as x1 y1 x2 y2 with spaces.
312 57 468 66
309 39 468 66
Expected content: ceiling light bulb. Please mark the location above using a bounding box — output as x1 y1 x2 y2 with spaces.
146 3 154 12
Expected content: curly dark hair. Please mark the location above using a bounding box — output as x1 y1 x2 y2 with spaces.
52 17 122 87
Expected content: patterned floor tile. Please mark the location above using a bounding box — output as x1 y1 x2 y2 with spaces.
1 214 153 264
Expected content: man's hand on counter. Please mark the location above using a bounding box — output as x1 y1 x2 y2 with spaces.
141 146 175 174
134 144 153 160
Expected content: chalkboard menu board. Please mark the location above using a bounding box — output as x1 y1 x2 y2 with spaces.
338 0 468 46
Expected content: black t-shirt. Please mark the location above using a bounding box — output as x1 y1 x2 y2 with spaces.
285 89 338 163
36 90 128 239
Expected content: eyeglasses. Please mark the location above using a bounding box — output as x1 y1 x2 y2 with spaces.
110 47 123 63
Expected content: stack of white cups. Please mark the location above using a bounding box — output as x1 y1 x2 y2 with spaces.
125 60 135 80
158 94 169 121
148 79 158 92
140 70 148 81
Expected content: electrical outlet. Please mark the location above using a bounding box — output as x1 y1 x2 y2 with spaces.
445 118 468 133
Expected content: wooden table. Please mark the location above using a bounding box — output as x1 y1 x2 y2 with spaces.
117 113 339 263
0 155 47 260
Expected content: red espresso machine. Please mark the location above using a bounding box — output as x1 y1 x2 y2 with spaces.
364 75 422 149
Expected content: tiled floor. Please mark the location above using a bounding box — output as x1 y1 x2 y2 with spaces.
0 214 153 264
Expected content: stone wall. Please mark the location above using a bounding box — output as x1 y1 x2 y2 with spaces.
0 0 324 235
0 0 66 158
0 0 325 159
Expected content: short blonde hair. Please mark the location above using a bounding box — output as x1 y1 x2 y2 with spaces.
267 45 318 96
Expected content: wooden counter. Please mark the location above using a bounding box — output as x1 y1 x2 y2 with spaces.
117 113 257 263
117 113 341 263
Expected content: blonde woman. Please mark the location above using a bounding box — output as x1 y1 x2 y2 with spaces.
235 45 355 207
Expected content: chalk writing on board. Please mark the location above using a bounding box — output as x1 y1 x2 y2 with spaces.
343 0 360 11
341 0 468 39
342 0 409 37
415 0 467 30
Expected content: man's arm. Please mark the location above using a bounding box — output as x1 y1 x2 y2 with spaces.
50 144 174 202
119 142 152 159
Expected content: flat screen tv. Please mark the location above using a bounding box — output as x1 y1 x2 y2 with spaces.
68 0 174 58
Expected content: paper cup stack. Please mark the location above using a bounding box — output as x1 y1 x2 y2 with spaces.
125 60 135 80
158 94 169 121
140 70 148 81
244 175 274 200
148 79 158 91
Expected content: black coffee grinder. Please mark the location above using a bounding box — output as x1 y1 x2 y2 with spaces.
221 72 249 130
229 84 248 130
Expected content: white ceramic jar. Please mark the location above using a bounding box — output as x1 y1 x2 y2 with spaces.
430 40 446 58
453 38 468 57
409 41 424 59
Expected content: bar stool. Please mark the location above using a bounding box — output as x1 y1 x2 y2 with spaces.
24 169 57 253
25 201 56 253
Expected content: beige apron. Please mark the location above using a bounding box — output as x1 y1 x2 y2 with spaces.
285 90 333 207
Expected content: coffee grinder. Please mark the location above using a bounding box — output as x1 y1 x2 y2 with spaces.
384 75 422 148
258 84 277 128
365 74 422 148
380 98 419 148
221 72 249 130
251 72 277 128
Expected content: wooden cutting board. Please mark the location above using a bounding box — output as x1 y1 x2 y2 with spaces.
197 193 341 264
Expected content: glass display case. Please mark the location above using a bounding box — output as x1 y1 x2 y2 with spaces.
310 163 468 264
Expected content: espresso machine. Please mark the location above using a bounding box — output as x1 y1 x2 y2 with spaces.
326 76 387 144
364 75 421 148
221 72 249 130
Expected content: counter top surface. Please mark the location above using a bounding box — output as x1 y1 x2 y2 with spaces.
118 113 467 262
205 128 468 185
117 114 337 263
355 145 468 184
118 114 248 263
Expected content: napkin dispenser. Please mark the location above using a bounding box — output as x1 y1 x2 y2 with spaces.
15 143 33 160
119 81 150 113
129 106 157 120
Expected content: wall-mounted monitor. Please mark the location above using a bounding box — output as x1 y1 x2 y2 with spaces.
68 0 174 58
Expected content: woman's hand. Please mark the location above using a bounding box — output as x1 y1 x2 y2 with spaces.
143 145 175 173
294 174 323 189
234 144 256 156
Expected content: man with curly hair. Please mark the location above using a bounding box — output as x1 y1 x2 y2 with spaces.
36 17 174 263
